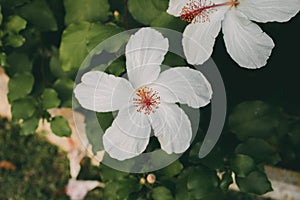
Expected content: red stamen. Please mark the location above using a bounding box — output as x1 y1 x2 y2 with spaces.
180 0 237 23
133 86 160 115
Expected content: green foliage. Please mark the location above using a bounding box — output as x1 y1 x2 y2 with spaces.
17 0 57 31
236 171 272 195
11 97 37 120
8 72 34 101
128 0 168 25
229 101 279 140
235 138 281 165
152 186 173 200
59 21 124 71
64 0 110 25
231 154 256 178
41 88 61 109
50 116 71 137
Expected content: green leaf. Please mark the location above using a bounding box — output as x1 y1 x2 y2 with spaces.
103 181 120 200
0 52 8 67
100 164 127 182
151 12 187 31
117 176 141 199
152 186 173 200
11 97 36 120
128 0 168 25
7 52 33 73
49 47 75 78
231 154 256 178
53 78 74 102
41 88 61 109
8 72 34 102
162 52 186 67
106 60 125 76
5 15 27 33
59 22 124 71
64 0 110 25
96 112 114 132
86 22 126 53
50 116 71 137
187 166 219 199
0 5 2 25
4 34 25 47
157 160 183 178
236 171 272 195
235 138 281 165
20 117 39 135
17 0 57 31
229 101 280 140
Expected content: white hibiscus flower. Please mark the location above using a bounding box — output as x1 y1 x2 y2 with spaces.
167 0 300 68
74 28 212 161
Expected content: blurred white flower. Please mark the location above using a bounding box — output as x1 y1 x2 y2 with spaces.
0 68 11 119
74 27 212 161
66 179 104 200
36 108 104 178
167 0 300 68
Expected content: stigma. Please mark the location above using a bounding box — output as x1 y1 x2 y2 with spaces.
180 0 239 23
133 86 160 115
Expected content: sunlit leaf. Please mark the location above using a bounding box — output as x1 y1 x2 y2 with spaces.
5 15 27 33
59 22 124 71
50 116 71 137
128 0 168 25
5 34 25 47
41 88 60 109
64 0 110 25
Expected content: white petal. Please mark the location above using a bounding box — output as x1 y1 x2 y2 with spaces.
103 106 151 160
126 28 169 88
222 9 275 69
74 71 134 112
182 6 229 65
149 103 192 154
167 0 189 16
66 179 101 200
150 67 212 108
0 68 11 119
238 0 300 23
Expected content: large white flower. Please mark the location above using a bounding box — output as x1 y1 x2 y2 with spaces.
74 28 212 161
167 0 300 68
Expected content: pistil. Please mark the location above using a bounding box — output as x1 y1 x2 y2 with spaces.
133 86 160 115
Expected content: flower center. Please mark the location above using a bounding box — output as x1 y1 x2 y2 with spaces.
180 0 239 23
133 86 160 115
